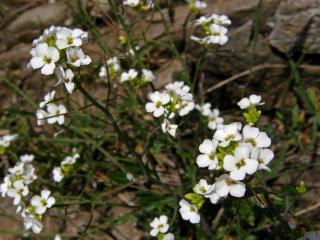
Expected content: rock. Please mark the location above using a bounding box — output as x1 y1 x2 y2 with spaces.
6 2 69 34
155 59 183 88
270 0 320 54
0 43 30 70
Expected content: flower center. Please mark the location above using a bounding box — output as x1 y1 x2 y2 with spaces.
155 101 162 108
41 198 47 205
200 186 207 193
157 224 164 229
225 134 235 141
225 179 237 186
236 159 246 169
70 55 79 63
43 56 52 64
209 152 215 160
66 36 73 45
245 138 257 147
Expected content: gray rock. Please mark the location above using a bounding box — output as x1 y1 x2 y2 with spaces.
6 2 69 33
270 0 320 54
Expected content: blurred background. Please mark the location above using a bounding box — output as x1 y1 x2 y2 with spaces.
0 0 319 239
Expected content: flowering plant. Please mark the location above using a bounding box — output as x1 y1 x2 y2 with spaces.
0 1 315 239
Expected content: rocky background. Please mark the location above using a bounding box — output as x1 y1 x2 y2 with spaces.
0 0 319 239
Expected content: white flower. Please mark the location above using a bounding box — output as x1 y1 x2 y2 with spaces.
163 233 175 240
0 134 18 148
56 27 86 49
194 1 207 10
196 139 219 170
208 191 220 204
194 179 213 196
212 14 231 26
0 176 13 197
32 25 61 47
179 101 195 116
66 47 92 67
29 43 60 75
251 148 274 171
242 125 271 149
126 172 135 181
194 16 212 26
55 67 75 94
161 119 178 137
46 104 67 125
214 174 246 198
7 180 29 205
99 66 108 78
179 199 200 224
39 90 56 108
123 0 140 7
205 24 228 45
223 146 258 180
54 235 62 240
145 91 170 117
23 216 43 234
22 165 37 184
214 122 242 147
36 109 48 126
31 190 55 215
187 0 207 10
20 154 35 163
195 103 212 116
120 69 138 82
237 94 264 109
53 167 64 182
107 57 121 71
61 153 79 165
208 109 224 130
149 215 169 237
142 69 156 82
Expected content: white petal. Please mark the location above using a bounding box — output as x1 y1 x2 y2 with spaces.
223 155 237 171
256 132 271 148
29 57 44 69
245 159 258 174
243 125 259 139
230 169 246 180
41 63 55 75
199 139 214 154
229 182 246 197
196 154 210 168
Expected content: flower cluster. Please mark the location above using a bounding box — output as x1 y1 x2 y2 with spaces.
0 154 55 233
191 14 231 46
179 95 275 224
123 0 154 10
99 57 121 80
186 0 207 13
53 151 80 182
36 91 67 126
145 81 195 137
30 26 91 126
196 103 224 130
149 215 175 240
121 68 156 86
29 26 90 79
99 56 156 87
